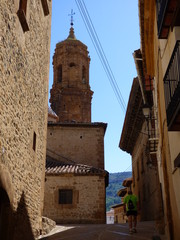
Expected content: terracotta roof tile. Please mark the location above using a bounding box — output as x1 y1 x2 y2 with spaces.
46 155 107 176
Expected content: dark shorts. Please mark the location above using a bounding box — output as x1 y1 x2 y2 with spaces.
126 210 137 216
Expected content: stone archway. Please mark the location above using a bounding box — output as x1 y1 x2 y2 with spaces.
0 165 14 239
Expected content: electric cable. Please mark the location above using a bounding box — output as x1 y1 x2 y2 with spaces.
75 0 126 113
80 0 126 111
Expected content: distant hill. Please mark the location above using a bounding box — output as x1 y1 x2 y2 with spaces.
106 171 132 211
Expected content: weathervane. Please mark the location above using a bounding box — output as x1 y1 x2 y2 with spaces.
69 9 75 26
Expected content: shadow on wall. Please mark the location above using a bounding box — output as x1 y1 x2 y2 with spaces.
0 189 35 240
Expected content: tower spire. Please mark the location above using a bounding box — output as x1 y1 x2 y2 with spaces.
67 9 76 40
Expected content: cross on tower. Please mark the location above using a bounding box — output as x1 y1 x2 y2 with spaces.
69 9 75 26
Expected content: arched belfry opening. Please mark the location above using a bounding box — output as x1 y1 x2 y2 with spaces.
0 187 13 240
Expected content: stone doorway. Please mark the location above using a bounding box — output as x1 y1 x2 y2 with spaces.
0 187 13 240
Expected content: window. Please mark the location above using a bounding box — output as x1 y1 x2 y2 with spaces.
59 189 73 204
33 131 36 151
82 66 86 83
17 0 29 32
41 0 49 16
57 65 62 82
69 62 75 67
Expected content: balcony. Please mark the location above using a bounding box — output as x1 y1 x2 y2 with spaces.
157 0 180 39
164 40 180 131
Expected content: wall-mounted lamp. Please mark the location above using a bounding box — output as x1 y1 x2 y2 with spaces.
142 104 150 119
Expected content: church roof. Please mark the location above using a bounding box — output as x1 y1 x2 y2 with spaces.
56 26 87 49
46 155 107 177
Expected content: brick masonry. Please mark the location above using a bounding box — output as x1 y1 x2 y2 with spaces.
50 27 93 123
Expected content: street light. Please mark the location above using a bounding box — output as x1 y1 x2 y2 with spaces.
142 104 150 119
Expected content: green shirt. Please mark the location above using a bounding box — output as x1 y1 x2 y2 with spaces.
123 194 138 211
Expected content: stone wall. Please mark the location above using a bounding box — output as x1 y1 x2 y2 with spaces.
132 122 163 222
0 0 51 238
43 174 106 224
47 123 107 169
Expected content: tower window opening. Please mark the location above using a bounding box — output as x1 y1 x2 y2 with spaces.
57 65 62 82
82 66 86 83
69 62 75 67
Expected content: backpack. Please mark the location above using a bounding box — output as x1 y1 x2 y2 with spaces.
128 198 134 210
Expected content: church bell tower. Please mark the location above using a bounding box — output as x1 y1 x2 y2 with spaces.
50 19 93 123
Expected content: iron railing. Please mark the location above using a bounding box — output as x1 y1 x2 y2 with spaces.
164 41 180 124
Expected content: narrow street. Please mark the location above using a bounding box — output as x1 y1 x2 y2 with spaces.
39 221 166 240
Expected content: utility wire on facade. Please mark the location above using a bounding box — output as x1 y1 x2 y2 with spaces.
75 0 126 113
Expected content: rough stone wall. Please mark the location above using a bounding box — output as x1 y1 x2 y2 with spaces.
0 0 51 238
132 122 163 222
47 124 106 169
43 175 106 224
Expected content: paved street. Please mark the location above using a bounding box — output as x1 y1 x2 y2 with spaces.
39 221 166 240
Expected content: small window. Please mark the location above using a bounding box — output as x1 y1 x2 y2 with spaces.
57 65 62 82
41 0 49 16
82 66 86 83
59 189 73 204
17 0 29 32
33 131 36 151
69 62 75 67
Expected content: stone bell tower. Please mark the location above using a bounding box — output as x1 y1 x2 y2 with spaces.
50 21 93 123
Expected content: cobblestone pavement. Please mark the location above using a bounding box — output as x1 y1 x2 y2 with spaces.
39 221 166 240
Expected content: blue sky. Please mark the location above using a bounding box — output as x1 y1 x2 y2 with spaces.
48 0 140 173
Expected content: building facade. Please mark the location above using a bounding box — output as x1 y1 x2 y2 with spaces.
44 24 108 224
44 157 108 224
137 1 180 239
50 26 93 123
0 0 51 239
120 1 180 239
120 78 164 229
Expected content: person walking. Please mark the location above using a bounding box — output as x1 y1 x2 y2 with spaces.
123 190 138 234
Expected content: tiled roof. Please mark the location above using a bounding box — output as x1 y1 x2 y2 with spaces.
119 78 144 154
46 155 107 176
